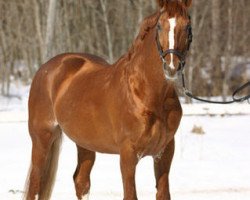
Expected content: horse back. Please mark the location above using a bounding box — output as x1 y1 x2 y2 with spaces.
33 53 108 97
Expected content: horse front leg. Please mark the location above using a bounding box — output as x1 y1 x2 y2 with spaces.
154 139 175 200
120 143 138 200
154 94 182 200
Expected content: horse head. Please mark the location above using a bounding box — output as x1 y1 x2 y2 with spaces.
156 0 192 80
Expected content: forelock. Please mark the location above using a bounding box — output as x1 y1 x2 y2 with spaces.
162 1 188 18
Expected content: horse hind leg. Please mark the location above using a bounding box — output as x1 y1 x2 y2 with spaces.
24 59 65 199
24 124 62 200
73 145 96 200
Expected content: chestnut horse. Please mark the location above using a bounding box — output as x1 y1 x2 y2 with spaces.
24 0 192 199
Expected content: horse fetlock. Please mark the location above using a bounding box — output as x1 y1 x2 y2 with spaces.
79 193 89 200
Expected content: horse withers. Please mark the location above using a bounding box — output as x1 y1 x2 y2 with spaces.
24 0 192 199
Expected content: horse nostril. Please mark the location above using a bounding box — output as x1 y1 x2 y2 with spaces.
163 67 178 80
169 70 175 76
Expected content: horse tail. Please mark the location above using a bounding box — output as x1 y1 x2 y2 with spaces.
23 131 62 200
39 132 62 199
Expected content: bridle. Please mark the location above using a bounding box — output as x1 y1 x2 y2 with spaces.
155 15 193 79
155 13 250 103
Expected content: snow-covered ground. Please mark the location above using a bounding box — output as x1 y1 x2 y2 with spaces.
0 84 250 200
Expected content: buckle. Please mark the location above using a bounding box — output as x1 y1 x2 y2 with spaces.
160 56 166 64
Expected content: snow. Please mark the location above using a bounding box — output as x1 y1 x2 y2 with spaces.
0 84 250 200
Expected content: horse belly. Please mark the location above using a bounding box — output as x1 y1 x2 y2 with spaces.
50 57 119 153
63 123 119 154
55 94 119 154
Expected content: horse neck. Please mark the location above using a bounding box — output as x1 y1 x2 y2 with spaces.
122 29 175 108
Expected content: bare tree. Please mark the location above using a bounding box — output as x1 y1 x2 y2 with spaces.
222 0 233 99
43 0 57 62
99 0 114 63
210 0 222 96
0 0 249 98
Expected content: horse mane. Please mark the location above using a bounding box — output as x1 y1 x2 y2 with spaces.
115 12 160 64
114 1 187 65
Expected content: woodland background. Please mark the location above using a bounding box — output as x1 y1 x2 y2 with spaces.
0 0 250 101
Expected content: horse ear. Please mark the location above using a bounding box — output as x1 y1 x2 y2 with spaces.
181 0 192 8
157 0 192 9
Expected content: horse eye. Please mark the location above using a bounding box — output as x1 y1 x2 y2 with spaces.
187 24 192 33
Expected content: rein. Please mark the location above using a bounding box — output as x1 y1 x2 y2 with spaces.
181 72 250 104
155 15 250 104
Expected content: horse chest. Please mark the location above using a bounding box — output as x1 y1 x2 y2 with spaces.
132 116 170 156
150 120 172 155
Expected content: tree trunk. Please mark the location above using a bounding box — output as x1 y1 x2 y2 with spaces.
211 0 222 96
43 0 57 62
100 0 114 63
222 0 233 100
137 0 144 25
33 0 44 66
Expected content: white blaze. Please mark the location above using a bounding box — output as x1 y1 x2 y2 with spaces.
168 18 176 69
